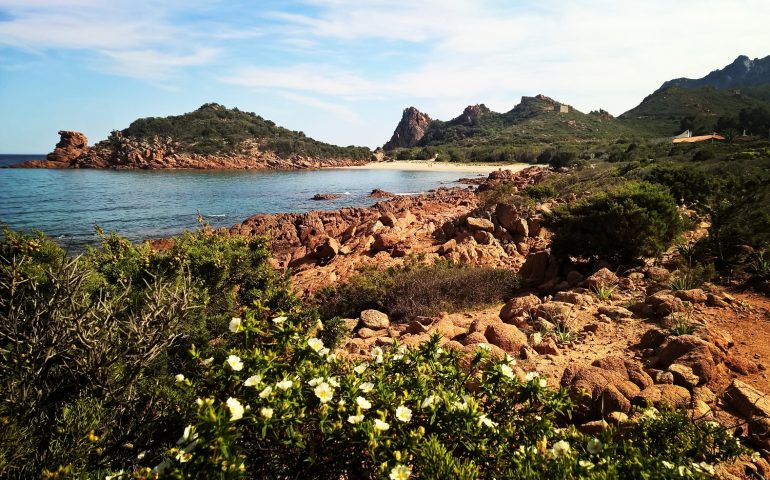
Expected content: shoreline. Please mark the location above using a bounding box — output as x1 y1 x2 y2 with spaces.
341 160 531 173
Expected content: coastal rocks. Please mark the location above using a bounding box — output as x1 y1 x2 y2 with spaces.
561 356 654 421
15 130 90 168
466 217 494 232
724 380 770 449
360 310 390 330
48 130 89 164
312 193 341 201
484 323 528 354
370 189 395 198
383 107 432 150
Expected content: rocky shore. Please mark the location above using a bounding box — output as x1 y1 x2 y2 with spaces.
223 166 770 475
12 130 371 170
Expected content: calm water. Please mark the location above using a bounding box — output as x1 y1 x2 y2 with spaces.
0 155 486 248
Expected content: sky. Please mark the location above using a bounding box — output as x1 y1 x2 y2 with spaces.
1 0 770 153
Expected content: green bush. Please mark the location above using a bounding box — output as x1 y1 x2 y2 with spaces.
549 182 683 264
523 184 557 201
0 228 297 477
315 261 521 321
126 311 743 479
641 165 718 207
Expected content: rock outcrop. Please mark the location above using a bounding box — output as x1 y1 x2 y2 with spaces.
383 107 432 150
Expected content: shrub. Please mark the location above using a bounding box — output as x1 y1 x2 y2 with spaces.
692 148 716 162
641 165 718 207
549 182 683 264
0 227 296 477
128 309 743 479
315 261 521 322
523 184 557 201
538 149 579 169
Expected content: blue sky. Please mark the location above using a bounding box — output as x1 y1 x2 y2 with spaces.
1 0 769 153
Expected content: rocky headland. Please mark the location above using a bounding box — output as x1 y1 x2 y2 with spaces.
13 130 371 170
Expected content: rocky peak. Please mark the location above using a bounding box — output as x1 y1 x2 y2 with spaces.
451 104 491 126
46 130 89 164
656 54 770 93
508 94 565 119
383 107 432 150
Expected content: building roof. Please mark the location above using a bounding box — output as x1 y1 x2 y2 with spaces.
672 134 726 144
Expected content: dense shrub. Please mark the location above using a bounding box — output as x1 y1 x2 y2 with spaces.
0 227 298 477
549 182 683 264
315 261 521 321
641 165 718 207
523 184 557 201
537 148 579 169
129 314 743 479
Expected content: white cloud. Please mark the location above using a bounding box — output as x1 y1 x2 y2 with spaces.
99 48 220 81
258 0 770 118
280 92 362 123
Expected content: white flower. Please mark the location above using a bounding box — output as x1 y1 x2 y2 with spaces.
478 343 492 351
525 371 540 382
260 407 273 419
421 395 436 409
587 438 602 454
452 400 468 411
272 316 287 324
308 337 325 353
244 375 262 387
327 353 338 362
373 419 390 432
314 382 334 403
371 346 384 363
175 451 192 463
226 397 245 421
226 355 244 371
276 379 293 390
550 440 570 458
202 356 214 365
229 317 242 333
353 363 369 374
259 386 273 398
328 376 340 387
359 382 374 393
389 464 411 480
578 460 594 470
356 396 372 410
176 425 197 445
539 378 548 388
175 373 185 383
530 331 543 345
500 364 514 379
395 405 412 422
308 377 323 387
662 461 674 469
347 414 364 424
478 414 498 429
338 399 346 407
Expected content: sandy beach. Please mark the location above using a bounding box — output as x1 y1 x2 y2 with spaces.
343 160 531 173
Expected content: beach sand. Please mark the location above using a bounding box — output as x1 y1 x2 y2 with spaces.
342 160 531 173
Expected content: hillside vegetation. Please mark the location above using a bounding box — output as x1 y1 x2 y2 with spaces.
122 103 372 159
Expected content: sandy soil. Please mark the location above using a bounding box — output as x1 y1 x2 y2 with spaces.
342 160 533 173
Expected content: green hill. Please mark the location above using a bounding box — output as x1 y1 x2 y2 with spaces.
618 86 770 136
121 103 371 159
383 95 640 161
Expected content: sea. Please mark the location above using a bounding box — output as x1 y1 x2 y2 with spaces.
0 154 488 250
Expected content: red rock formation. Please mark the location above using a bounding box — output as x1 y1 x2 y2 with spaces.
16 130 370 170
383 107 432 150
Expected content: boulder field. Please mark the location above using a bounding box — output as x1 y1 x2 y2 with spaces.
222 166 770 476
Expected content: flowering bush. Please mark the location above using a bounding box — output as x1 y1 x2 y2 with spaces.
143 307 743 479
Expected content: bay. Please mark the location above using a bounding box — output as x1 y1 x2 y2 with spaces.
0 156 487 249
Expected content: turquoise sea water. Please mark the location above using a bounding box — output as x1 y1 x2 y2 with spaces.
0 155 488 248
